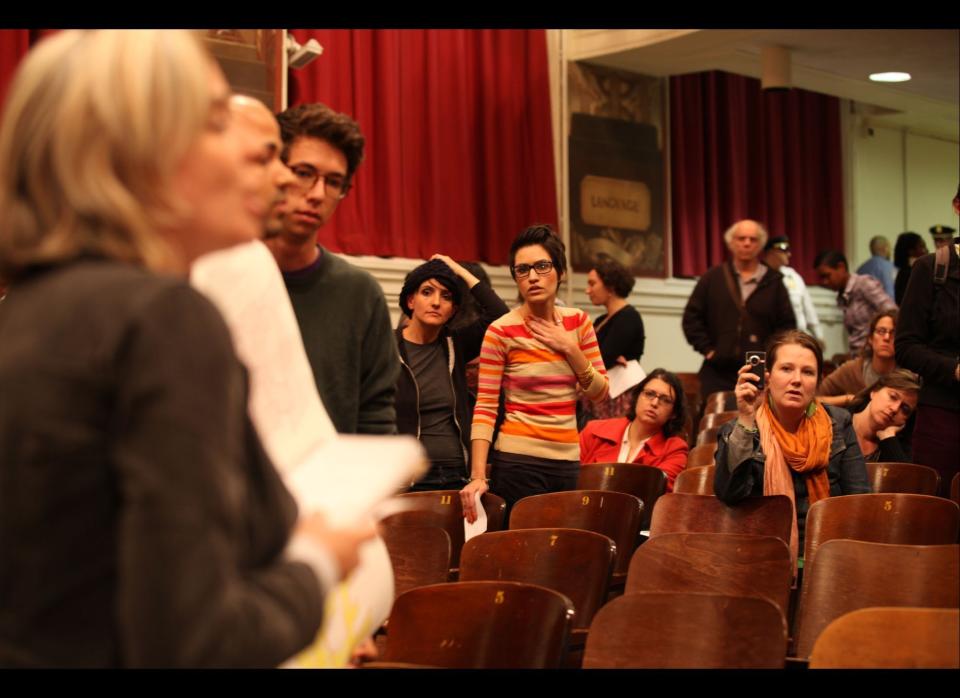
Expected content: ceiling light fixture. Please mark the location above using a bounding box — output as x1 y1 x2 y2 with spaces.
869 72 912 83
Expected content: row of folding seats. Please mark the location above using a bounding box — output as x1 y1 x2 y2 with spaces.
375 488 960 668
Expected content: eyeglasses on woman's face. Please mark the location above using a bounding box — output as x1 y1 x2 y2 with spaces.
638 388 675 408
512 260 554 278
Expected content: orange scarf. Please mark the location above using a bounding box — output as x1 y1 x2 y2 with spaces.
756 398 832 567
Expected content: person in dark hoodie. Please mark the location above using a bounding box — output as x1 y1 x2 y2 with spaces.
396 256 508 491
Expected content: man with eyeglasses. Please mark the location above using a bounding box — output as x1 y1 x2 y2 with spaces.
762 235 824 344
682 219 796 397
265 103 399 435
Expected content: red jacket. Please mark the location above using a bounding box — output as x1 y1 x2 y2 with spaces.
579 417 689 491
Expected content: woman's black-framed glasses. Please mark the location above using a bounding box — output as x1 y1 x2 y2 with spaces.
639 388 675 407
512 260 554 278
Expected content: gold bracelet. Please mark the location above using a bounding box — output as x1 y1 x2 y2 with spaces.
577 365 595 386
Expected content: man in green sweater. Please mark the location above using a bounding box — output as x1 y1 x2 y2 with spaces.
266 103 398 434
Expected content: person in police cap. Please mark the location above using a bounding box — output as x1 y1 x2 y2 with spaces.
762 235 824 343
929 224 956 250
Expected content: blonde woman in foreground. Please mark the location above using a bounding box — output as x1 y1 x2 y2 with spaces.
0 30 371 668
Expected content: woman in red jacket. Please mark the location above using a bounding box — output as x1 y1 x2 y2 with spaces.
579 368 690 490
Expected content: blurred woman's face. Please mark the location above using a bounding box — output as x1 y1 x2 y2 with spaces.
868 316 896 361
514 244 559 304
768 343 819 415
634 377 675 432
166 65 263 264
586 269 611 306
868 386 918 430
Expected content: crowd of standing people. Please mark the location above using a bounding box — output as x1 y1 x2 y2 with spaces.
0 30 957 668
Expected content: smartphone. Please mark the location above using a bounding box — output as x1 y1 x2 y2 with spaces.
745 351 766 390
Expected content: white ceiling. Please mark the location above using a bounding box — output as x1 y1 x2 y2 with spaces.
567 29 959 141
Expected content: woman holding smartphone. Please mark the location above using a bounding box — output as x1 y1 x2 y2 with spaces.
714 330 869 563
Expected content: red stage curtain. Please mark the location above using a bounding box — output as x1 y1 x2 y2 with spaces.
0 30 34 108
288 29 558 264
670 71 844 283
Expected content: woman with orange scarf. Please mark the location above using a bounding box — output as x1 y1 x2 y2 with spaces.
714 330 870 564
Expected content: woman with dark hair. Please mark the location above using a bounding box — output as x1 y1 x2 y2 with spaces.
818 309 899 408
715 330 870 564
848 369 920 463
459 225 609 522
893 232 928 305
582 257 646 422
395 255 508 491
579 369 690 491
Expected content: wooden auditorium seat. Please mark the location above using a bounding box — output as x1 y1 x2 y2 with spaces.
673 465 715 495
793 540 959 659
809 607 960 669
582 591 787 668
576 462 666 530
509 490 643 583
380 581 574 668
460 528 615 631
649 493 793 546
625 532 792 622
384 490 507 575
686 442 717 468
698 410 738 432
802 493 960 569
866 461 941 496
379 524 451 599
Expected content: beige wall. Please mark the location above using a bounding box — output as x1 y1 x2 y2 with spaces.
848 121 959 270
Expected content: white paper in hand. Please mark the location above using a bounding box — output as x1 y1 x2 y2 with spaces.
286 435 428 528
606 360 647 399
463 490 488 542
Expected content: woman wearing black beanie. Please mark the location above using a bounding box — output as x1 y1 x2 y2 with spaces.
396 255 509 491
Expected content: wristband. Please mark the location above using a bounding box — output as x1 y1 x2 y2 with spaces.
736 420 758 434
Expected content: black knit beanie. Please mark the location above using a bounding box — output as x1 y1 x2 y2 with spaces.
399 259 463 318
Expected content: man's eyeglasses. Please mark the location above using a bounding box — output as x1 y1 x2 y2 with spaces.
639 388 675 407
513 260 554 278
289 163 349 199
874 327 895 338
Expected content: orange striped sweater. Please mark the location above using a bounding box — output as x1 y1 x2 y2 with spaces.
471 306 609 461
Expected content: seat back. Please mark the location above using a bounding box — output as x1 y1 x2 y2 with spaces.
649 493 793 545
794 540 960 658
577 463 666 530
385 490 507 570
704 390 737 413
509 490 643 576
803 493 960 566
379 524 451 599
383 581 574 668
460 528 615 629
582 591 787 668
866 461 941 495
626 532 792 621
696 427 721 446
686 443 717 468
698 410 738 432
673 465 715 495
809 607 960 669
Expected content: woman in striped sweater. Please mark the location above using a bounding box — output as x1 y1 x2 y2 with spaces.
460 226 609 523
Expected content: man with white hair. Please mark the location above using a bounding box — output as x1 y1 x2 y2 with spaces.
682 219 796 397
